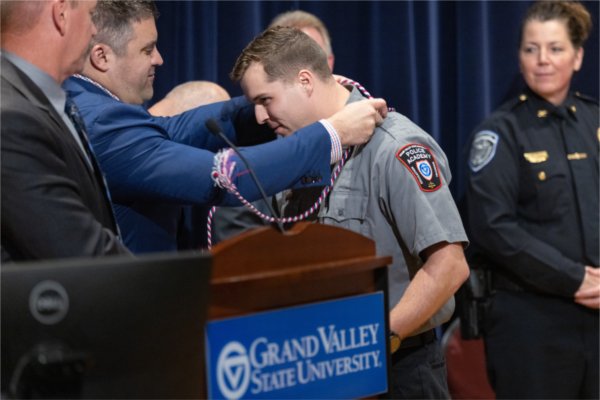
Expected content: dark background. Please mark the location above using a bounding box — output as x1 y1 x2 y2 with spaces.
152 0 599 199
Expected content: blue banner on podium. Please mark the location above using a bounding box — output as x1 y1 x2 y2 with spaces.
205 292 388 399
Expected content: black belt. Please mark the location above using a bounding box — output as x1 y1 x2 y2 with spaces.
391 329 436 364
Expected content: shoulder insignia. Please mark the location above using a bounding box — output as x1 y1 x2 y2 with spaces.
574 92 599 105
396 144 442 192
499 94 527 112
469 130 499 172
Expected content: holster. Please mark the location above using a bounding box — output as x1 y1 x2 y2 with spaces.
455 265 493 340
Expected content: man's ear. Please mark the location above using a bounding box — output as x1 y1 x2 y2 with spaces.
89 44 112 72
298 69 314 96
51 0 68 35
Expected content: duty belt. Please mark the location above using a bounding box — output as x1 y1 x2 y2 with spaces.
390 329 436 364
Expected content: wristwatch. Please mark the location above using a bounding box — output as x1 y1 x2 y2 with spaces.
389 331 401 354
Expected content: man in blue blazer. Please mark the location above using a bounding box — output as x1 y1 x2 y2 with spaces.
63 0 385 253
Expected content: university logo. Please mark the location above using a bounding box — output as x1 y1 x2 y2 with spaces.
416 160 433 180
206 293 388 399
217 341 251 399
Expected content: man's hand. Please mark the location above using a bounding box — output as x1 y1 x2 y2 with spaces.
327 98 387 146
389 242 469 339
574 266 600 309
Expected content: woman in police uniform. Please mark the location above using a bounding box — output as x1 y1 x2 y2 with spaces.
465 1 599 398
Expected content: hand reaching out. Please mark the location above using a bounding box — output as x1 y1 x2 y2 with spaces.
326 98 387 146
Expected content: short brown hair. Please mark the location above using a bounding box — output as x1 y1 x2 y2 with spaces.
230 26 331 83
521 1 592 48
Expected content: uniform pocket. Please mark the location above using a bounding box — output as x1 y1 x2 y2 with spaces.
532 166 570 220
320 191 368 234
520 158 570 221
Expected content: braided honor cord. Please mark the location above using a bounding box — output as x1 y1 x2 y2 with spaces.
206 79 381 249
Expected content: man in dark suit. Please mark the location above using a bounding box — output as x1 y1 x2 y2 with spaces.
1 0 130 261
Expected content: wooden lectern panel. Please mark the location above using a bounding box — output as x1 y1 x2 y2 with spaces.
209 222 391 319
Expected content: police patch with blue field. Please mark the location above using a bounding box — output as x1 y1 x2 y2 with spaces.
396 144 442 192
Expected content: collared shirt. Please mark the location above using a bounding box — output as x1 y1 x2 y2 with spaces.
2 51 91 166
320 88 468 332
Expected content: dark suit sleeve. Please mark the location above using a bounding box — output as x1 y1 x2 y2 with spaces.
0 107 129 260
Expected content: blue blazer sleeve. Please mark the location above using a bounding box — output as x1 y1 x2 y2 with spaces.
84 96 331 207
155 96 275 148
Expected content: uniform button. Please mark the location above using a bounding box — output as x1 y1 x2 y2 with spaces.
519 94 527 101
301 175 321 184
538 171 546 181
537 110 548 118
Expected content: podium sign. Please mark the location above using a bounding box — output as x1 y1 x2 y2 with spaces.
205 292 387 399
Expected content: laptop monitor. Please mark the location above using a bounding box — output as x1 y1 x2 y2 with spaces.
1 251 212 399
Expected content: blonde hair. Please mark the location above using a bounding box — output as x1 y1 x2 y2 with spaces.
269 10 332 56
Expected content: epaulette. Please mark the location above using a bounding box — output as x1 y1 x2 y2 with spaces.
499 93 529 112
574 91 599 105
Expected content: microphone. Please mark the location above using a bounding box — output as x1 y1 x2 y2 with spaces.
205 118 285 233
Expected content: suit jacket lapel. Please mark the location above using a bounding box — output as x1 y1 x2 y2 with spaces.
1 56 96 177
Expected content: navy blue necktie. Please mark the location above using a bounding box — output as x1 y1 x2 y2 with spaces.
65 98 96 167
65 97 121 238
558 108 599 266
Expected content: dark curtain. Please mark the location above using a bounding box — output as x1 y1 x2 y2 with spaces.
153 0 599 199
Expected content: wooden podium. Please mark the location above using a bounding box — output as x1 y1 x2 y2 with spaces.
205 222 393 398
209 222 392 319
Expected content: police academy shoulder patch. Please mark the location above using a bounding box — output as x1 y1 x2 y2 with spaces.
469 130 499 172
396 144 442 192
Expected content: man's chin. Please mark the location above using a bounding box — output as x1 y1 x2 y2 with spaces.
275 127 293 137
142 90 154 104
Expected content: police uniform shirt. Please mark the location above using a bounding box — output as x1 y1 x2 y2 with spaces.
320 88 469 333
466 89 599 297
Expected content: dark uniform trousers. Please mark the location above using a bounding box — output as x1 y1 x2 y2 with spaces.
386 331 449 399
466 90 599 399
484 290 599 399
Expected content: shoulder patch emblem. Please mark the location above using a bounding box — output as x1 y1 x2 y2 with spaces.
469 130 499 172
396 144 442 192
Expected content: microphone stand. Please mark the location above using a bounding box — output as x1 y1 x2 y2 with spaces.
205 118 285 234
